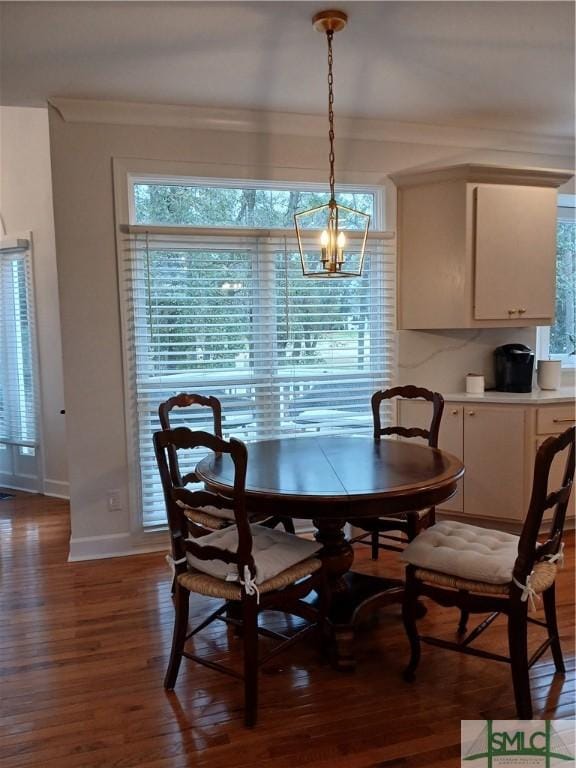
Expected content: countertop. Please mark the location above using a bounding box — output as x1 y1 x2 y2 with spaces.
442 387 574 405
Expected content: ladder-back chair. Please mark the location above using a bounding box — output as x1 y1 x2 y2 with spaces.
401 426 575 719
159 393 295 535
350 385 445 559
154 427 329 727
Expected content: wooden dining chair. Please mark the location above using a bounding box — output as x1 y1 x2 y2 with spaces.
350 385 445 559
401 426 575 719
154 426 329 727
158 393 295 535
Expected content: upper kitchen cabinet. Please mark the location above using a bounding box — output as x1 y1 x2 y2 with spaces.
392 164 573 329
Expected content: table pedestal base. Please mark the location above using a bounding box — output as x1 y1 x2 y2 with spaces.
327 571 404 670
313 517 427 670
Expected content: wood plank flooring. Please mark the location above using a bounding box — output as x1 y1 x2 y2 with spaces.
0 492 574 767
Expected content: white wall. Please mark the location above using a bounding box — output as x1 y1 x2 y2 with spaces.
0 106 68 497
47 100 574 559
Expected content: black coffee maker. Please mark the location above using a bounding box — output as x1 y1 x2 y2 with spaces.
494 344 534 392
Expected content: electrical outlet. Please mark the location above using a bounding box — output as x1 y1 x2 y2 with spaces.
107 490 122 512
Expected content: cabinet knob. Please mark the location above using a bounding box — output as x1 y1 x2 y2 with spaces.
507 309 517 316
467 410 476 416
518 308 526 314
451 409 459 415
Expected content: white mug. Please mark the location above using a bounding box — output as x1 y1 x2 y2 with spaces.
466 374 485 394
537 360 561 390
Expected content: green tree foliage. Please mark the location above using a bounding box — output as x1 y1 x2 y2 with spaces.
137 184 375 373
550 220 576 355
148 249 252 373
134 183 372 228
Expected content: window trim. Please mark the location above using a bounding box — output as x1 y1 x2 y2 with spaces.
113 159 392 538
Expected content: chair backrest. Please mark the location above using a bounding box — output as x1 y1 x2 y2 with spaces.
514 426 575 583
158 393 223 486
153 427 254 581
371 385 445 448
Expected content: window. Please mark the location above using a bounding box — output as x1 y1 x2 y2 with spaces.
132 179 374 228
0 238 39 450
539 197 576 367
120 178 394 528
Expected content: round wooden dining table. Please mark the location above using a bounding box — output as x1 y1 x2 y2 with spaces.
196 434 464 669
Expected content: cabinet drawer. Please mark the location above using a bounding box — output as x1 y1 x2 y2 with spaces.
536 405 576 435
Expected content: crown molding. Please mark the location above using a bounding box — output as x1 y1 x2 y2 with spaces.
48 97 575 158
391 163 574 189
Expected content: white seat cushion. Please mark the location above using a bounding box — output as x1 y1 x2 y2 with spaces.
186 524 322 585
401 520 519 585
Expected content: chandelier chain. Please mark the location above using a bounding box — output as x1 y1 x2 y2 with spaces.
326 29 336 202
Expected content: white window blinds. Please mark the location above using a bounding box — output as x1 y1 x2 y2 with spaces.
120 229 396 527
0 238 39 447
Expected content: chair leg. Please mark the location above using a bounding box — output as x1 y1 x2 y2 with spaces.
408 508 435 542
164 583 190 690
316 571 332 656
507 602 532 719
226 600 244 637
457 609 469 636
402 568 421 682
371 531 380 560
543 583 565 674
406 513 418 542
281 517 295 534
242 597 259 728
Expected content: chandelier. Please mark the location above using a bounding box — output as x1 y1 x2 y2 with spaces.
294 10 370 278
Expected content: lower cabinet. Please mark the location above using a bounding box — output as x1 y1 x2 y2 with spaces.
461 406 526 521
434 405 463 513
398 398 575 529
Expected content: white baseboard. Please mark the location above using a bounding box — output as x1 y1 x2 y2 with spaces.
43 479 70 499
68 531 169 562
0 478 70 499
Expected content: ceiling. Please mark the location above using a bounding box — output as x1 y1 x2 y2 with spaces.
1 1 574 138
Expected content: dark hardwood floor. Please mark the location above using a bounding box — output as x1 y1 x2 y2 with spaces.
1 491 574 768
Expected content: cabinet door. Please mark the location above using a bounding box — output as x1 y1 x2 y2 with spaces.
398 400 464 512
463 406 526 520
473 185 556 321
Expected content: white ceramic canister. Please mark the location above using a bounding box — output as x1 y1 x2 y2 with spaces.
466 373 485 394
537 360 562 390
